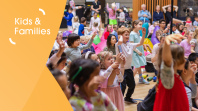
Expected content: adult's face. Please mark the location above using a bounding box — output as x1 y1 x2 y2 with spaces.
142 5 146 11
168 6 171 12
160 21 166 28
156 6 160 11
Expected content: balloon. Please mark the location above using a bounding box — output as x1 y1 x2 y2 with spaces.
63 30 71 37
139 23 149 37
93 35 101 45
151 26 160 45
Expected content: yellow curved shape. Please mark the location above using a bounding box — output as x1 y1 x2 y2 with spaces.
144 38 153 52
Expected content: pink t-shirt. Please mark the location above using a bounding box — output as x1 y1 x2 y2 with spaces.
180 39 191 57
106 4 117 20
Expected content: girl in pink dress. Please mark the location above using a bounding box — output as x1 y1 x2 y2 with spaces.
98 51 126 111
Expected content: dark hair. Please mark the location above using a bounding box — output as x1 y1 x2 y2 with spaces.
159 19 166 24
81 17 86 23
184 59 190 70
107 34 117 48
47 52 67 69
49 50 58 58
57 52 67 66
188 53 198 62
68 58 99 95
176 23 183 33
132 20 142 31
67 33 80 46
81 52 95 59
195 16 198 18
68 7 73 11
51 69 64 80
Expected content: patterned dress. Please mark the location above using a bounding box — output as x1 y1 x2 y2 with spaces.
69 90 118 111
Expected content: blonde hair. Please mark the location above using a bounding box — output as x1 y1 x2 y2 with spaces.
97 51 113 69
94 22 98 27
80 35 92 43
74 16 79 22
57 31 62 36
118 27 130 35
193 28 198 43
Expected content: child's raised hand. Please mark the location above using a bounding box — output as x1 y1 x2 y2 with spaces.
142 28 146 35
165 34 185 45
118 35 123 45
121 55 126 66
111 62 119 69
115 53 122 64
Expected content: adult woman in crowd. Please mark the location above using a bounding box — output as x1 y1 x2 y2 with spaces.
153 5 164 23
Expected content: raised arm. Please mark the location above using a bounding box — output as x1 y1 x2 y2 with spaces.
161 34 184 89
79 32 96 50
106 3 110 11
173 5 178 12
136 28 146 47
162 5 170 13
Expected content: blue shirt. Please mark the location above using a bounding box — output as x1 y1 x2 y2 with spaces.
153 11 164 21
64 12 73 26
78 24 84 36
83 45 95 54
112 31 118 41
138 10 150 21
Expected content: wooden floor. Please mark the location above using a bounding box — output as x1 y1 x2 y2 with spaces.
59 28 156 111
124 72 156 111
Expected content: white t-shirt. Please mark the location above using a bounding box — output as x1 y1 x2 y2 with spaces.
115 42 138 69
151 43 160 70
89 17 100 29
118 12 125 22
72 22 80 34
175 29 180 34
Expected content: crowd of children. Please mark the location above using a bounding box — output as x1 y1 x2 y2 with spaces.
48 1 198 111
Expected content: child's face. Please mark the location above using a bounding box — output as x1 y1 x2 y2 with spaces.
172 26 176 31
93 13 97 18
182 62 194 79
154 22 158 27
179 25 184 31
188 32 193 40
72 39 80 47
135 22 143 30
57 59 67 70
160 37 165 44
91 54 100 63
191 58 198 68
122 31 130 43
87 66 101 90
81 39 86 44
57 33 63 41
104 53 114 69
119 9 123 12
111 36 117 45
195 18 198 22
187 18 191 21
183 28 187 32
57 74 71 99
113 25 118 31
68 9 72 13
